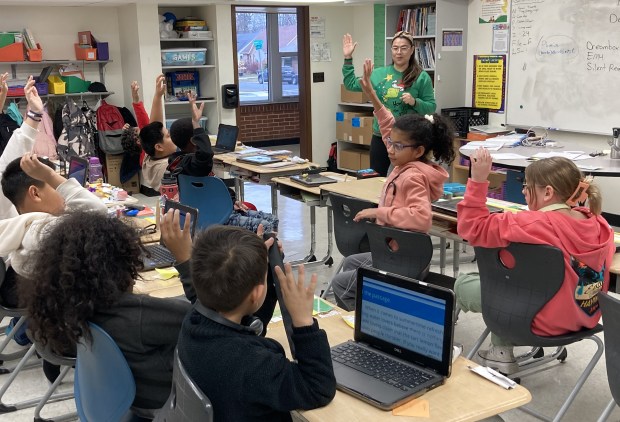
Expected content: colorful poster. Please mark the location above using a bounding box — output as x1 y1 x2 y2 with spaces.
479 0 508 24
472 55 506 112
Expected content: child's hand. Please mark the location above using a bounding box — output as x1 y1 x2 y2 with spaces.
160 209 192 263
353 208 378 222
0 73 8 94
233 200 249 213
275 263 317 328
20 152 54 182
342 33 357 59
470 148 493 183
360 59 374 97
154 74 166 98
24 76 43 114
131 81 140 103
188 92 205 126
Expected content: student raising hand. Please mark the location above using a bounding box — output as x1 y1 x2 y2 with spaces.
160 208 192 264
24 76 44 114
155 74 166 98
274 263 317 328
342 33 357 59
0 72 8 111
470 148 493 183
131 81 140 103
359 59 382 111
188 92 205 129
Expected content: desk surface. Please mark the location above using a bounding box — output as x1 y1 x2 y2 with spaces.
320 177 386 204
271 172 351 195
460 144 620 176
214 152 320 176
267 311 531 422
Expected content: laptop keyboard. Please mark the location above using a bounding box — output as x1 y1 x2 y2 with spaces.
331 343 434 391
144 245 175 265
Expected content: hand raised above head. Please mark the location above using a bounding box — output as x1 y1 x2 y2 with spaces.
0 73 8 93
154 74 166 97
470 148 493 183
24 76 43 114
359 58 374 97
342 33 358 59
160 208 192 264
130 81 140 103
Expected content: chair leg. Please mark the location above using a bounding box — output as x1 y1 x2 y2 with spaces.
33 365 77 422
466 327 490 360
0 316 31 368
596 398 617 422
320 258 345 299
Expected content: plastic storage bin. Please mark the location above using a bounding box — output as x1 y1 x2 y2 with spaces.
441 107 489 137
74 43 97 61
60 76 91 93
48 76 66 94
161 48 207 66
0 42 24 62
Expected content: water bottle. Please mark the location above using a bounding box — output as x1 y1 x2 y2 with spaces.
88 157 103 184
158 172 179 224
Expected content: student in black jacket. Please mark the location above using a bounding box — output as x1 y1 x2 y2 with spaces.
174 223 336 422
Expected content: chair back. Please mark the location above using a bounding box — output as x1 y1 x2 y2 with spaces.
475 243 567 346
365 222 433 280
75 322 136 422
329 192 375 257
155 349 213 422
598 292 620 405
178 175 233 229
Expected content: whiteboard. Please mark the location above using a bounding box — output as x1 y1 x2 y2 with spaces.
507 0 620 135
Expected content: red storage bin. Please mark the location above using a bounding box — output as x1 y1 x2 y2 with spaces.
0 42 24 62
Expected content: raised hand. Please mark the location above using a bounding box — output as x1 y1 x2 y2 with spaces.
360 59 374 97
470 148 493 183
24 76 43 114
154 74 166 98
342 33 358 59
274 263 317 328
130 81 140 103
188 92 204 126
160 208 192 263
0 73 8 94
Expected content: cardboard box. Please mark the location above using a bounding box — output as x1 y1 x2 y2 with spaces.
78 31 94 46
336 111 371 141
339 148 366 171
352 116 374 145
340 84 370 104
360 150 370 169
106 154 140 194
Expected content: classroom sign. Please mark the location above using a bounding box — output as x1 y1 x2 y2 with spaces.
472 55 506 112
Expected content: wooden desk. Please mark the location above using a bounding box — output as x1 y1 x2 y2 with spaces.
267 311 531 421
271 172 349 266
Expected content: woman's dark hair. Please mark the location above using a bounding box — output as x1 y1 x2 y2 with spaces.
191 225 268 312
139 121 164 156
393 113 455 165
19 211 143 354
392 31 423 89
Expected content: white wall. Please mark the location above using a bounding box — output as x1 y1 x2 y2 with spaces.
309 4 373 165
465 0 619 213
0 6 126 106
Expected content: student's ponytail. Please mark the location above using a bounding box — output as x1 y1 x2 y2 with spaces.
586 182 602 215
428 113 456 165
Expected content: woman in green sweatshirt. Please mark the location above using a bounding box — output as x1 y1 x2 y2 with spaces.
342 31 436 176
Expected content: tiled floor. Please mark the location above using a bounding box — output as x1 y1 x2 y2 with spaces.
0 155 618 421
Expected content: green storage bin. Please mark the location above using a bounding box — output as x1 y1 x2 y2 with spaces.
0 33 15 49
60 76 91 93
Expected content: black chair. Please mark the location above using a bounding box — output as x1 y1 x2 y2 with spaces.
601 212 620 292
155 349 213 422
320 192 376 299
596 292 620 421
365 222 433 281
466 243 604 421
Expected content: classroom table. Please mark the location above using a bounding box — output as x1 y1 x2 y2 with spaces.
319 177 465 276
270 172 349 266
212 152 320 217
267 310 531 422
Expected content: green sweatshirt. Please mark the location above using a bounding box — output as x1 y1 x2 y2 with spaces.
342 59 436 135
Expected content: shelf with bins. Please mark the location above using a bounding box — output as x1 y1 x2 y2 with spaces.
1 59 112 85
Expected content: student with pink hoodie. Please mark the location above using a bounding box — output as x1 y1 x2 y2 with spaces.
455 148 615 374
331 59 455 310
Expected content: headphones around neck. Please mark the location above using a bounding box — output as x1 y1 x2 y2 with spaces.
194 300 264 336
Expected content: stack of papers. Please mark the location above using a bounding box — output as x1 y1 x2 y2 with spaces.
461 140 507 151
469 125 511 135
531 151 590 161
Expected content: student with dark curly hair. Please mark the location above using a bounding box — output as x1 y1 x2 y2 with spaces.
19 211 192 416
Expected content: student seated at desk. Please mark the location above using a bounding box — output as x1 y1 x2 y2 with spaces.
177 226 336 422
331 59 455 310
455 149 615 374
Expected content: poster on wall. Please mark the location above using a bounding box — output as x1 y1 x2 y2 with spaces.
310 17 325 38
492 24 509 53
479 0 508 24
472 55 506 112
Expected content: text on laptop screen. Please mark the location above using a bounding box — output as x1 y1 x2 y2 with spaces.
360 277 446 361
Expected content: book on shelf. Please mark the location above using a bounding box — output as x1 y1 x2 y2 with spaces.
23 28 37 50
395 6 437 37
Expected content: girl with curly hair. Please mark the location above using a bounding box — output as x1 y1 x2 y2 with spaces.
19 211 193 416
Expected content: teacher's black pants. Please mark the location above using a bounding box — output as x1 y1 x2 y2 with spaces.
370 134 390 177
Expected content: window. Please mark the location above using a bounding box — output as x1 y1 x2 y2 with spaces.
236 7 299 104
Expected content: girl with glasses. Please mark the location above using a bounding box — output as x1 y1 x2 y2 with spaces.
455 149 615 374
331 60 454 311
342 31 436 176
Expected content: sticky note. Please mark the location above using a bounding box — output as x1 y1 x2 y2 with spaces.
392 398 430 417
342 314 355 329
155 267 179 280
312 297 334 315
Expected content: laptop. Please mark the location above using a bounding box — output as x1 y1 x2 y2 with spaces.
236 155 282 165
141 201 199 271
289 173 338 187
212 124 239 155
68 156 89 187
431 198 504 218
331 267 455 410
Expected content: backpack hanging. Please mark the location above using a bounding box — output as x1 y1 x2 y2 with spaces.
29 106 58 159
56 98 96 161
96 100 125 155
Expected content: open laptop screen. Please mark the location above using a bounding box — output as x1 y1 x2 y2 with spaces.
355 268 454 376
215 124 239 151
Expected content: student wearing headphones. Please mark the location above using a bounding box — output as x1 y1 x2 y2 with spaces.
173 224 336 422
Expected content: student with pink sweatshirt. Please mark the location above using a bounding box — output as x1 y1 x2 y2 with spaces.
455 148 615 374
331 59 455 310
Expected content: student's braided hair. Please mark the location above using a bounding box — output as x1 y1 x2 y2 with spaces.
19 211 143 354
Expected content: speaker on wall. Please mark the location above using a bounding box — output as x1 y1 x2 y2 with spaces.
222 84 239 109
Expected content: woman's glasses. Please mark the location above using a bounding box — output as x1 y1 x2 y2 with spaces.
391 46 411 53
386 137 417 152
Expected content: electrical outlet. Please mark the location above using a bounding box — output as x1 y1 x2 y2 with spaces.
312 72 325 83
